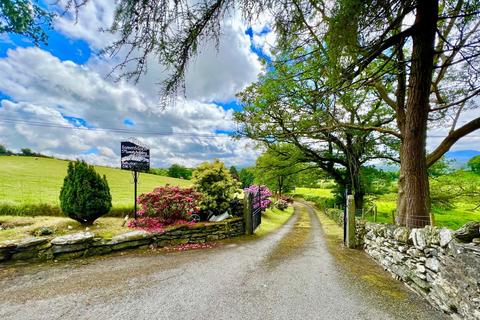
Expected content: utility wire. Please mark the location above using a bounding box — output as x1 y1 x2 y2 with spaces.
0 117 233 138
0 117 479 138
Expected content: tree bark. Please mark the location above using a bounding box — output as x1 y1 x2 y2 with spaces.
398 0 438 228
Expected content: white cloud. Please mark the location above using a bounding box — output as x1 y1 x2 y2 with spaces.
54 0 263 102
0 47 260 167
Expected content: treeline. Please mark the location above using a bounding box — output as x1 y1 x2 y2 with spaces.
0 145 48 158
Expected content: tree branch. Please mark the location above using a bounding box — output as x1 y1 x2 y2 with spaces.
427 117 480 166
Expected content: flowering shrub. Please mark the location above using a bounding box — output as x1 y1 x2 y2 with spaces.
136 186 202 224
275 199 289 210
244 185 272 210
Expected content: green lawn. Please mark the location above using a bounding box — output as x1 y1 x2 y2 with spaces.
254 206 295 237
0 156 190 215
0 215 129 242
292 187 480 230
293 187 333 198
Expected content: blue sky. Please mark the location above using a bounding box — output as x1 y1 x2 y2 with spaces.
0 1 273 167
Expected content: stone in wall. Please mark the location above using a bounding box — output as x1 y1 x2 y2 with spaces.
359 220 480 320
0 217 245 265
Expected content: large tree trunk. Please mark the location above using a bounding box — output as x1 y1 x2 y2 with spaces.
397 0 438 228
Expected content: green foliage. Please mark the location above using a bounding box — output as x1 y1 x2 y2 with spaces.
0 145 12 155
0 0 53 44
20 148 34 156
239 167 255 188
468 155 480 174
59 160 112 225
229 165 240 180
255 145 318 196
149 167 169 176
325 208 344 227
192 159 241 213
430 171 480 210
429 156 453 177
361 166 397 195
167 164 192 179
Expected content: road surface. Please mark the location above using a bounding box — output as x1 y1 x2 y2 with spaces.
0 203 446 319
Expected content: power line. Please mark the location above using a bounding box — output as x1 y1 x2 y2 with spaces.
0 117 233 138
0 117 479 138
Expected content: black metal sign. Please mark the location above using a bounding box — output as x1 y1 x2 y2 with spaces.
121 141 150 172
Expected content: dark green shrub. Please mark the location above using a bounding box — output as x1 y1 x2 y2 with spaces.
59 160 112 225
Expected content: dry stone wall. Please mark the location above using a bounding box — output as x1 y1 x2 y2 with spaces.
0 218 244 264
358 221 480 319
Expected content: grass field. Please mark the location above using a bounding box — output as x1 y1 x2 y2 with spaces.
0 156 191 215
254 207 295 238
293 187 480 230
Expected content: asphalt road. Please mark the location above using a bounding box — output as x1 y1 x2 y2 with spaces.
0 203 447 320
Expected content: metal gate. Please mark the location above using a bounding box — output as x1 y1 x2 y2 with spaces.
251 189 262 231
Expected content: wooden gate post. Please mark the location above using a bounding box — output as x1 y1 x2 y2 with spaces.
346 195 356 248
243 192 253 235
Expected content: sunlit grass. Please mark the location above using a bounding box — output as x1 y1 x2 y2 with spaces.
0 216 129 242
292 187 480 230
254 206 295 237
0 156 190 215
293 187 333 198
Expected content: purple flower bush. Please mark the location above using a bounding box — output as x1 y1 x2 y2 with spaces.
244 185 272 210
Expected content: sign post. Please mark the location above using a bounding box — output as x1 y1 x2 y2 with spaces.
121 139 150 220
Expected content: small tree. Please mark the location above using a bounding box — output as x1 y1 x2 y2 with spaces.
168 164 192 179
20 148 34 156
229 165 240 181
0 144 8 155
60 160 112 225
468 156 480 175
192 159 241 213
239 168 255 188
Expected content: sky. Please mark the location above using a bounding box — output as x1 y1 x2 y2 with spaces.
0 1 275 168
0 1 478 169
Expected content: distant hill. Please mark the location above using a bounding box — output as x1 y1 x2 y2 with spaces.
373 149 480 171
445 150 480 169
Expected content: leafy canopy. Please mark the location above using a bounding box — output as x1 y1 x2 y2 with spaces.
468 156 480 174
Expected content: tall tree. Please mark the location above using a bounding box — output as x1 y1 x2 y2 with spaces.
323 0 480 226
107 0 480 227
239 167 255 188
235 45 398 209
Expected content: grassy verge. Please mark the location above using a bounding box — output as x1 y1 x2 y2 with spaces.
369 192 480 230
294 187 480 230
253 206 295 238
0 156 190 216
0 216 130 242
